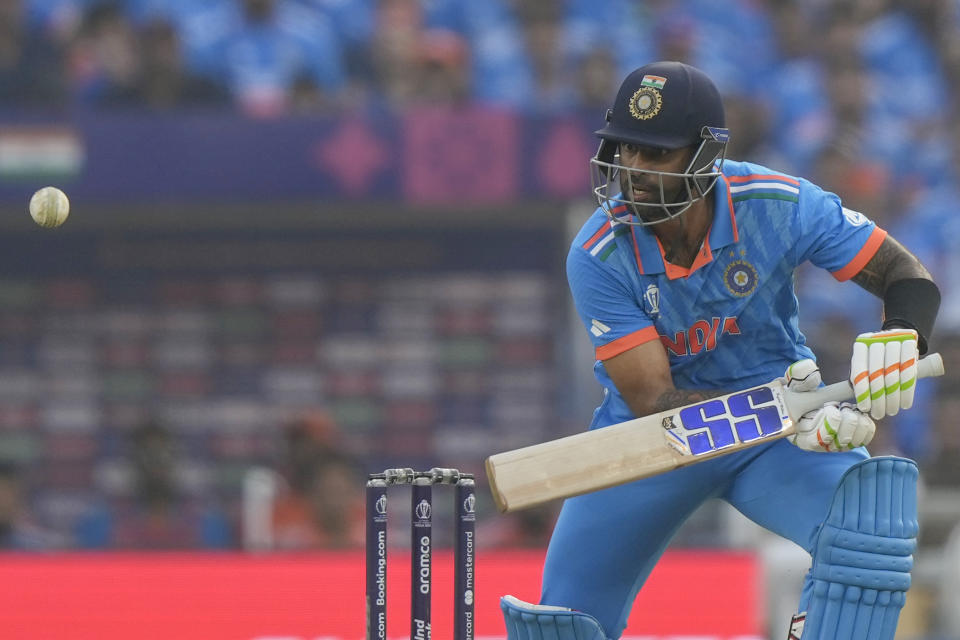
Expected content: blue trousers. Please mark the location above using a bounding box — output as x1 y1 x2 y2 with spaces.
540 438 869 638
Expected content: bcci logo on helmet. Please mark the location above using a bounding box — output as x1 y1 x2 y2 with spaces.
629 75 666 120
629 87 662 120
415 499 432 521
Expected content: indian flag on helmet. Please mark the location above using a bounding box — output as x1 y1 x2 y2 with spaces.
640 75 667 89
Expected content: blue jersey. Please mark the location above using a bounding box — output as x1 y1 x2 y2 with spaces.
567 159 886 428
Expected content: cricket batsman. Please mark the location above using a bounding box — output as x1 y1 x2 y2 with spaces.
500 61 941 640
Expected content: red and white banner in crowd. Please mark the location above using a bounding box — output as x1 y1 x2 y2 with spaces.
0 550 763 640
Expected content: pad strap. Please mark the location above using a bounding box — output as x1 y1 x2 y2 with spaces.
501 595 609 640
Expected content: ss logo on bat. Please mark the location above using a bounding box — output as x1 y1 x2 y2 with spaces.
663 386 789 456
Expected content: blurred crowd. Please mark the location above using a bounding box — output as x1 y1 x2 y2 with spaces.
0 0 959 555
0 0 957 125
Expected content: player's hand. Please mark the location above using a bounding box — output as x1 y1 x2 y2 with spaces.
790 401 876 452
851 329 918 419
780 359 876 452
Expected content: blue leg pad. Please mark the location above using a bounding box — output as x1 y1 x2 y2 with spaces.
501 595 609 640
800 456 918 640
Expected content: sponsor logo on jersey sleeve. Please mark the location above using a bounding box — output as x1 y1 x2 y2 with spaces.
842 207 868 226
590 319 612 337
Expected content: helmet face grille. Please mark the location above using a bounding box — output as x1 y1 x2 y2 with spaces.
589 131 728 227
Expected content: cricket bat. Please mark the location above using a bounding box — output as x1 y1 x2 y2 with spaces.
486 352 944 513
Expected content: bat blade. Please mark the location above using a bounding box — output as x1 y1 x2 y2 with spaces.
486 353 944 513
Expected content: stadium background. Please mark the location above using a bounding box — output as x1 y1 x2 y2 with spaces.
0 0 958 638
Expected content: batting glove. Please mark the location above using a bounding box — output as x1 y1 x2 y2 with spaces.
782 359 876 452
851 329 918 419
791 401 876 452
781 358 822 392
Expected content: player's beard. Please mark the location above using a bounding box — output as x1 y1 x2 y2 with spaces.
619 170 689 223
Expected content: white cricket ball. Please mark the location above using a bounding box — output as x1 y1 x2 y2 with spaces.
29 186 70 228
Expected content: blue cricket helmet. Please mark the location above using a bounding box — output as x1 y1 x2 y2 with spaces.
596 61 726 154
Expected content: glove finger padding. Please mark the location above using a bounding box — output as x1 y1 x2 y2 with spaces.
851 340 870 414
868 340 887 418
790 401 876 453
899 339 917 410
883 340 901 417
835 402 876 449
851 329 919 419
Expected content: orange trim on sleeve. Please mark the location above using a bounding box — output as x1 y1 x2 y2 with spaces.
595 326 659 361
832 227 888 282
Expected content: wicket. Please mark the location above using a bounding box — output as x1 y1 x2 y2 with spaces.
366 468 476 640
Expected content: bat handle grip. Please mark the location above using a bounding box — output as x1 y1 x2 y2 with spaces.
787 352 944 418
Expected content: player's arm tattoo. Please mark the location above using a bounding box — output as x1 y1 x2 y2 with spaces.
653 388 729 413
851 235 932 297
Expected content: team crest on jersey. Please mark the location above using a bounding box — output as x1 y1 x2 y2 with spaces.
724 259 758 297
643 284 660 317
629 86 662 120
